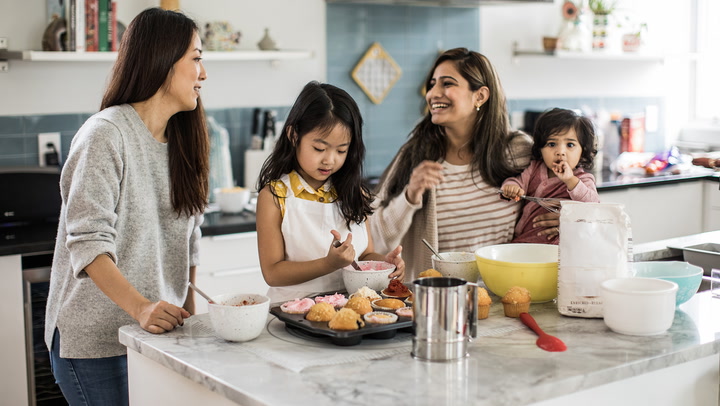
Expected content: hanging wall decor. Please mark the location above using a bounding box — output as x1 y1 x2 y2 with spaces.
351 42 402 104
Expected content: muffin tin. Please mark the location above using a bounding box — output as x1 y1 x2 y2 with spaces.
269 292 413 346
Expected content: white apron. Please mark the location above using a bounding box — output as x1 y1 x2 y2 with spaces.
267 176 369 303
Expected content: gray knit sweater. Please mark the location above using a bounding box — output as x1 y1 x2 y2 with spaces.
45 104 203 358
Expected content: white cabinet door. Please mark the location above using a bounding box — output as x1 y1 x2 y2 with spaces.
599 182 704 244
195 232 269 314
198 232 260 273
703 180 720 232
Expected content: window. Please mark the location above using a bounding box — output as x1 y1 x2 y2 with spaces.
694 0 720 121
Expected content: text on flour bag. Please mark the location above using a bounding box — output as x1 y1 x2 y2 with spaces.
557 202 633 318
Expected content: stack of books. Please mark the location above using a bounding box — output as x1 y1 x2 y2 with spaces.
64 0 118 52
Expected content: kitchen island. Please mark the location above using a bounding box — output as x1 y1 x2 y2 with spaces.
120 290 720 406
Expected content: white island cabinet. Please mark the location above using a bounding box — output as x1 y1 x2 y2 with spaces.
121 232 720 406
195 232 269 314
704 180 720 231
121 291 720 406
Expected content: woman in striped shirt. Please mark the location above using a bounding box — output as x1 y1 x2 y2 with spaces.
371 48 560 279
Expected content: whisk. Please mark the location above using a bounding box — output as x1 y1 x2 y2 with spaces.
496 190 564 214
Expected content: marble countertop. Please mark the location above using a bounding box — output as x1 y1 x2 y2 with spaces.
119 290 720 406
632 230 720 262
596 168 718 191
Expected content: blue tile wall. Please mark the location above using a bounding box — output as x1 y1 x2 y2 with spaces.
327 4 481 177
0 107 289 188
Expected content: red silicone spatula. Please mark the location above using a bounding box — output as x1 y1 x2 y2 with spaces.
519 312 567 352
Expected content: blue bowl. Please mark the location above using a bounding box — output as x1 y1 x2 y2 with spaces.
631 261 703 305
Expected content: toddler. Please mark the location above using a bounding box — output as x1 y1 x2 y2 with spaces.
501 108 600 244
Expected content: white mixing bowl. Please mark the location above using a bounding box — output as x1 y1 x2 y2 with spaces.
600 277 678 336
208 293 270 342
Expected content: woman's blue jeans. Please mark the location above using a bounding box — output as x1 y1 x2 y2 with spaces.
50 328 129 406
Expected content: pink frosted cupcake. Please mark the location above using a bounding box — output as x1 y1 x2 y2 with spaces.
396 306 413 319
314 293 348 309
280 298 315 314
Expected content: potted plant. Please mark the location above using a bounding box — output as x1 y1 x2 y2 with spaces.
622 22 648 52
589 0 617 49
589 0 616 15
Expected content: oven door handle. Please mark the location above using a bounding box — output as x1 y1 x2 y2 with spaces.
22 267 51 283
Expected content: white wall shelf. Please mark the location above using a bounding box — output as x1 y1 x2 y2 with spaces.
511 41 665 64
0 49 313 64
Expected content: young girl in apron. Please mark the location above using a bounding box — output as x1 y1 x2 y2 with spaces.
256 81 405 303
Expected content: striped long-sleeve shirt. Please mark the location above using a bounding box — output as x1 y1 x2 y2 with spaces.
371 133 532 279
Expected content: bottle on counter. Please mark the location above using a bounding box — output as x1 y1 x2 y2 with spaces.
602 114 622 173
262 110 277 151
250 108 263 150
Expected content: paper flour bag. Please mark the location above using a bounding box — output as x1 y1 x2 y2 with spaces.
557 202 632 318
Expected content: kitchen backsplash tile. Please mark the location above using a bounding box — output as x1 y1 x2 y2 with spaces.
0 116 24 135
0 100 664 179
23 114 84 133
327 4 481 177
0 107 288 187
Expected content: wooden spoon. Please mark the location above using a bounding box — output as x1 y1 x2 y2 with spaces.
519 312 567 352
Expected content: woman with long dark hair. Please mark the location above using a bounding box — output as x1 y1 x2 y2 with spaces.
372 48 559 278
45 8 209 405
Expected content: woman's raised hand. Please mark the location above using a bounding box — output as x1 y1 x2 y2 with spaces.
385 245 405 281
405 160 444 205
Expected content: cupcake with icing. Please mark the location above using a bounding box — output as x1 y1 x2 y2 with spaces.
280 298 315 314
349 286 381 302
381 279 412 299
314 293 348 309
363 311 398 324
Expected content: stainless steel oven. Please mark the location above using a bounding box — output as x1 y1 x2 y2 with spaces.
2 167 66 405
22 250 67 406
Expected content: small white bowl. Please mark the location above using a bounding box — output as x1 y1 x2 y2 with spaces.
432 251 480 283
342 260 395 293
208 293 270 342
600 278 678 336
215 187 250 213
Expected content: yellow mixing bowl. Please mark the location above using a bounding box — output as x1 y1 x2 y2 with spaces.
475 244 558 303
